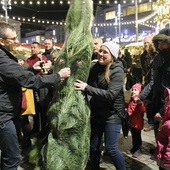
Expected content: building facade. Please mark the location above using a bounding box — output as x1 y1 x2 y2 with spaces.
92 0 166 44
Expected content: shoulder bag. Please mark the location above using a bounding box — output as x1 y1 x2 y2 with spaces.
115 109 131 139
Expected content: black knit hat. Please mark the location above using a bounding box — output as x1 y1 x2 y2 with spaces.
152 28 170 50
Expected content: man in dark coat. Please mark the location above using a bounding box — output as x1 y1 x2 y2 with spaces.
0 22 71 170
140 36 157 132
140 36 152 77
152 28 170 128
43 39 54 61
151 30 170 168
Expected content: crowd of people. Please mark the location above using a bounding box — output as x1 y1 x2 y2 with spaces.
0 21 170 170
0 22 70 170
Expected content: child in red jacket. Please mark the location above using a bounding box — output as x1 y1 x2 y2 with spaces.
126 83 146 158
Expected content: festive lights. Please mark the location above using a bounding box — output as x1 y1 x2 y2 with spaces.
154 0 170 30
0 13 154 29
2 0 149 6
156 0 169 5
0 0 169 30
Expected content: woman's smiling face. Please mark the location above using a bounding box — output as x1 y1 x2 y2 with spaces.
97 46 113 65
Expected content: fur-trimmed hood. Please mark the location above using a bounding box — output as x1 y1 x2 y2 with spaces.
152 28 170 50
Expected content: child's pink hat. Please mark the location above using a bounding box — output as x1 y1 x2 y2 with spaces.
132 83 143 93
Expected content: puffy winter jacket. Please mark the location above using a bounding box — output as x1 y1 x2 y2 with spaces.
85 61 125 123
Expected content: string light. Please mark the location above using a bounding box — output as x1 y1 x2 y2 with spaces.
0 0 168 30
3 12 157 28
8 0 147 6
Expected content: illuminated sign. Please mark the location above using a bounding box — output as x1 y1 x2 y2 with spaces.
106 11 116 20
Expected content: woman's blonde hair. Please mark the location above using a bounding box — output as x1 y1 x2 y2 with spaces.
101 60 114 84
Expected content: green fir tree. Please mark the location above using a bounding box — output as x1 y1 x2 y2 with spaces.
41 0 93 169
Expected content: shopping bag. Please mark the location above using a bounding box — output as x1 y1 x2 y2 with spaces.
21 88 27 110
21 88 36 115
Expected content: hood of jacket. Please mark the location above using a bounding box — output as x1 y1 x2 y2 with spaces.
152 28 170 51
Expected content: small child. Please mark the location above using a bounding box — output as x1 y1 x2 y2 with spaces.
16 54 27 67
154 88 170 170
126 83 146 158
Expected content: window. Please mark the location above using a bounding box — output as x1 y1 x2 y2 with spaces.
106 11 116 20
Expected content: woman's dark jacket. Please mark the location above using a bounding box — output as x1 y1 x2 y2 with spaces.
140 50 151 76
85 61 125 124
0 46 61 123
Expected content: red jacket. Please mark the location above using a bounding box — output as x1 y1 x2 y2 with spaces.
27 54 47 75
127 97 146 130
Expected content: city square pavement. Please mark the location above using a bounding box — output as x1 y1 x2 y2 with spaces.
85 90 159 170
18 117 159 170
0 90 160 170
85 120 159 170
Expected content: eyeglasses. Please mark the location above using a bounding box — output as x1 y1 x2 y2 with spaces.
2 36 18 41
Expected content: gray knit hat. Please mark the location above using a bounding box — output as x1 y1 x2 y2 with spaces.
102 41 120 59
15 54 26 61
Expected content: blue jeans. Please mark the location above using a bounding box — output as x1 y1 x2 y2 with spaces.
0 120 20 170
90 120 126 170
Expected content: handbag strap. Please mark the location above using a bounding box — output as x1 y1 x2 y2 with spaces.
114 109 122 118
115 108 127 119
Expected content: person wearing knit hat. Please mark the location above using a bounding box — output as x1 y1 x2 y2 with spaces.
15 54 26 61
152 28 170 167
126 83 146 158
15 54 27 66
150 29 170 165
74 41 126 169
101 41 119 59
152 28 170 50
152 28 170 56
132 83 143 94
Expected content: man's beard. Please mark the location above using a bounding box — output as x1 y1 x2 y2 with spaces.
159 47 170 57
